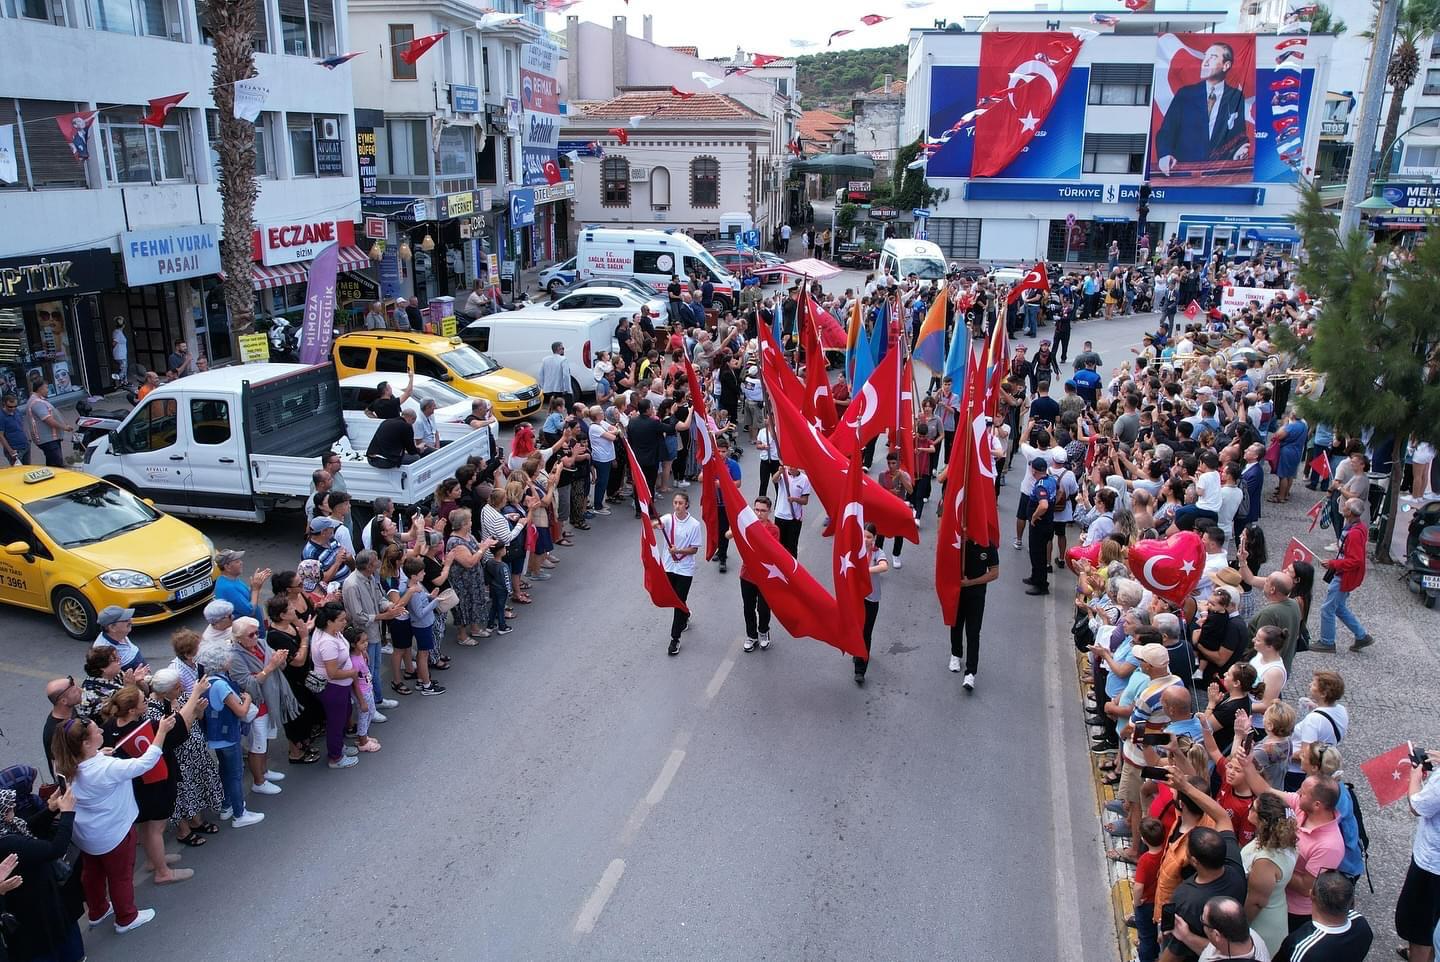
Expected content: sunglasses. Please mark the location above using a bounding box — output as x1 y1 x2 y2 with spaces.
48 675 76 704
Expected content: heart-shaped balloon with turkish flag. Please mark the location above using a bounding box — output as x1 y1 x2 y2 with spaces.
1127 531 1205 606
1065 541 1104 571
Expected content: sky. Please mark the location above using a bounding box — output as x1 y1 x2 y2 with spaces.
538 0 995 61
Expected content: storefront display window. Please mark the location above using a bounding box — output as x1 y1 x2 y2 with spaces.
0 302 82 400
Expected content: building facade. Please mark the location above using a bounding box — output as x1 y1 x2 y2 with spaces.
904 11 1334 266
1 0 360 391
560 15 791 239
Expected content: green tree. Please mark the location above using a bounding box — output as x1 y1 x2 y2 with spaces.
1285 183 1440 561
886 137 937 212
1309 2 1347 34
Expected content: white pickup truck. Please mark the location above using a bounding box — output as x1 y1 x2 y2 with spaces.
80 363 488 522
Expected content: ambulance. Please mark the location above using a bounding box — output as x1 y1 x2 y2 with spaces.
574 228 740 311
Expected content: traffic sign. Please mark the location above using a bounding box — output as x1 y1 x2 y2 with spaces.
912 208 932 219
1066 213 1077 228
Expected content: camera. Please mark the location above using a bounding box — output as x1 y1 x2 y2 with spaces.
1140 765 1170 780
1412 745 1434 773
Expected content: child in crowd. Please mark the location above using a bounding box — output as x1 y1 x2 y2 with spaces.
344 626 381 752
1132 816 1166 962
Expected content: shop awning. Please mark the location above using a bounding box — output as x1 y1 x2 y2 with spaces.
249 246 372 291
1244 228 1300 245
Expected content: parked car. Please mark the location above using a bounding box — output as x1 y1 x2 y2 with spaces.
332 331 541 421
461 307 616 399
554 276 668 315
548 286 664 327
540 256 578 295
338 372 473 422
0 466 218 638
705 247 788 285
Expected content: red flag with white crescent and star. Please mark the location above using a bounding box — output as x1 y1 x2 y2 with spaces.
711 454 857 654
623 440 689 612
800 297 840 433
935 382 974 625
830 327 901 455
1004 262 1050 305
683 356 721 561
399 30 447 64
971 32 1084 177
609 128 630 145
898 357 916 478
669 86 696 99
1360 743 1418 807
140 92 188 127
860 14 890 25
113 719 169 784
833 441 873 659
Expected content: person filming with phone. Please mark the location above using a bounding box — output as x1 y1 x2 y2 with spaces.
1395 745 1440 962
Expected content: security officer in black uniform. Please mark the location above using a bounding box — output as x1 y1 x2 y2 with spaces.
1023 457 1057 596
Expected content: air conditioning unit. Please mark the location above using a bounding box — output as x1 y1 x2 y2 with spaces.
320 118 340 140
629 166 650 182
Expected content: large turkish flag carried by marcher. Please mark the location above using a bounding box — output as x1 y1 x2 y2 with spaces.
833 442 873 658
972 32 1084 177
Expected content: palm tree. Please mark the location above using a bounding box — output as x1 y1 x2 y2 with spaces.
1367 0 1440 174
1309 3 1347 34
207 0 260 337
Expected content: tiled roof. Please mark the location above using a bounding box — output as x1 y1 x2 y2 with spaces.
579 90 763 121
865 79 906 97
797 109 848 142
669 45 699 57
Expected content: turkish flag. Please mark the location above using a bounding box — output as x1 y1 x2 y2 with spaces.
758 318 807 398
609 128 630 145
1308 451 1331 480
860 13 890 25
112 719 169 784
1270 74 1300 91
1127 531 1206 606
713 458 858 654
981 318 1008 422
833 443 873 659
752 53 781 67
760 334 919 543
399 30 447 64
971 32 1084 177
1004 262 1050 305
542 160 563 185
683 357 721 561
140 92 187 128
935 404 970 626
623 440 689 612
1360 743 1417 807
806 294 848 349
828 29 853 45
669 86 696 99
963 403 1000 547
898 357 916 478
831 331 901 455
1275 36 1308 50
801 299 840 433
1184 300 1201 319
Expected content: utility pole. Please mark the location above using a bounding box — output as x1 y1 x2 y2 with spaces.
1339 0 1400 236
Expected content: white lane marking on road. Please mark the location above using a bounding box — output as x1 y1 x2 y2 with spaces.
703 654 737 703
573 857 626 935
645 749 686 806
1042 590 1088 962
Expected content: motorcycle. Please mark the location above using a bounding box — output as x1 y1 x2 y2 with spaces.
1404 499 1440 608
74 387 138 449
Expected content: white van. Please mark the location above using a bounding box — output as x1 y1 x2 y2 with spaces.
461 307 616 396
575 228 740 310
878 239 948 281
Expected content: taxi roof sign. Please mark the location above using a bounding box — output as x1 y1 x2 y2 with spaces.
22 468 54 484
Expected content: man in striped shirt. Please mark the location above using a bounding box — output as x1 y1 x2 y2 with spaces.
1273 871 1372 961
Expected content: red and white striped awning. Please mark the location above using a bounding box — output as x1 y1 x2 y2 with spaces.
249 246 373 291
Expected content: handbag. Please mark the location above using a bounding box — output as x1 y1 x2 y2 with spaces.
433 587 460 615
304 670 327 694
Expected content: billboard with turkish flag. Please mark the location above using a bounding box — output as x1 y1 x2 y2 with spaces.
926 64 1087 179
1149 33 1257 187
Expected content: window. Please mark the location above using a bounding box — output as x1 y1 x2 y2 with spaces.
482 46 491 94
190 399 231 445
1082 133 1147 174
1088 64 1152 106
601 156 630 206
196 0 269 52
929 217 981 260
5 0 67 26
436 125 473 177
1403 144 1440 170
1431 34 1440 58
1425 68 1440 96
90 0 182 38
379 118 428 176
633 250 674 275
1410 107 1440 130
777 77 790 96
649 166 670 208
465 35 477 86
288 115 316 175
391 24 417 80
0 99 91 191
118 397 180 452
100 107 191 184
277 0 334 56
206 109 272 179
504 47 515 95
690 156 719 208
337 345 370 369
375 349 413 373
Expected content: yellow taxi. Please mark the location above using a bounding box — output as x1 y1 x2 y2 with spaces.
0 466 217 639
332 331 542 421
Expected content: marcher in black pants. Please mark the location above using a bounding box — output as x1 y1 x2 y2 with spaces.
1023 459 1056 596
625 398 673 517
853 524 890 685
950 540 1000 690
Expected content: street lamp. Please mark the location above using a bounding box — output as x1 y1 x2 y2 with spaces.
1355 188 1394 212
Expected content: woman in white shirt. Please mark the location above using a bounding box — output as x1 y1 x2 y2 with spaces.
656 491 704 656
587 406 621 516
51 711 175 933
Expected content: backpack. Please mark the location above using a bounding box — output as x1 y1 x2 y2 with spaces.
1343 781 1374 893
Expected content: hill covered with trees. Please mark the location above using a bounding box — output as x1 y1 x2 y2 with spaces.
795 45 907 108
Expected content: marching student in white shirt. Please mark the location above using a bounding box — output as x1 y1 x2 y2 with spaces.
656 492 704 656
772 465 812 558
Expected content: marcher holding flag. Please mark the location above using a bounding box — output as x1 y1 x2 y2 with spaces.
622 439 690 639
654 492 703 656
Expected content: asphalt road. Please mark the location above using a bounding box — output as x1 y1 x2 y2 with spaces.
0 282 1155 962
